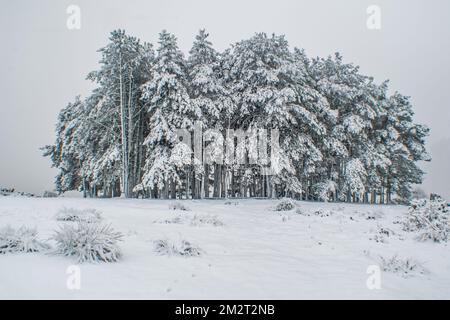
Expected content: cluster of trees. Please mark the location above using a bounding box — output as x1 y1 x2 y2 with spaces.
43 29 430 203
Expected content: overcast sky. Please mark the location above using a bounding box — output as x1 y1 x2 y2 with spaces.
0 0 449 198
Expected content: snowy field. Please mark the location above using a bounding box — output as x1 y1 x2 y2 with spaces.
0 196 449 299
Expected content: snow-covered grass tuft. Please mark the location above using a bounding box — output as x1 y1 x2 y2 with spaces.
52 222 123 263
369 225 401 243
294 207 335 217
55 207 102 223
312 208 335 217
273 198 296 211
156 215 185 225
224 200 239 206
403 198 450 242
364 209 384 220
168 202 191 211
155 213 224 227
154 239 202 257
0 226 50 254
190 214 224 227
379 255 427 277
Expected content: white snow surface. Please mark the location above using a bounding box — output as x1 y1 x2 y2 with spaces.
0 197 449 299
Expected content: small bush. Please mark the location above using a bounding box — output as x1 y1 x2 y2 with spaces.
52 222 123 263
190 214 224 227
224 200 239 206
369 226 400 243
403 198 450 242
379 255 427 277
365 210 384 220
154 239 202 257
294 207 336 217
155 213 224 227
274 198 296 211
0 226 50 254
312 208 335 217
156 215 185 225
43 191 58 198
168 202 191 211
56 207 102 223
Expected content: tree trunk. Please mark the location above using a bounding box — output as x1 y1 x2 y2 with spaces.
203 164 209 198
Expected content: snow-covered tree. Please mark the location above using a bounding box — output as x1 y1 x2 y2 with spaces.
86 29 154 198
42 96 86 194
44 29 430 203
187 30 233 198
139 30 198 198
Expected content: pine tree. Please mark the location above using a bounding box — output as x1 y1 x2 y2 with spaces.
42 96 86 194
385 92 430 203
187 29 229 198
139 30 198 198
86 30 154 197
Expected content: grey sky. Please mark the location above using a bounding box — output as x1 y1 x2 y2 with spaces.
1 0 449 198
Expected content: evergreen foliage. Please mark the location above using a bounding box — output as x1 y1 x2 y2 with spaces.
43 30 430 203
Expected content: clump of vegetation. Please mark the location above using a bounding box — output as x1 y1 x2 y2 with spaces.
369 226 399 243
224 200 239 206
168 202 191 211
56 207 103 223
312 208 335 218
155 213 224 227
52 222 123 263
156 215 185 225
43 191 58 198
154 239 202 257
190 214 224 227
274 198 296 211
403 198 450 242
0 187 35 197
0 226 50 254
379 255 427 277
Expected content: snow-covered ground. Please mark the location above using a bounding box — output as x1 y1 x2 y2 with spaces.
0 197 449 299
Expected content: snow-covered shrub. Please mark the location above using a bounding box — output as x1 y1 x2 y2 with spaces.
52 222 123 263
224 200 239 206
1 187 15 194
56 207 102 223
312 208 335 217
155 214 185 225
0 188 35 197
154 239 202 257
403 198 450 242
0 226 50 254
379 255 427 277
43 191 58 198
364 209 384 220
168 202 191 211
274 198 296 211
369 226 399 243
190 214 224 227
155 213 224 227
295 207 307 215
295 207 336 217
